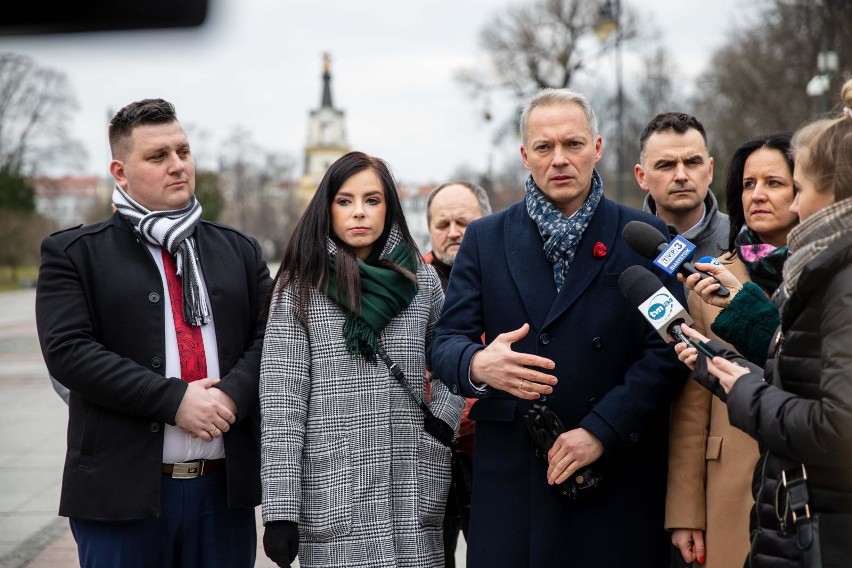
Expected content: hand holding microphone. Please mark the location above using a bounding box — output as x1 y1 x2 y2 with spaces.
622 221 730 297
682 259 744 309
618 264 692 343
618 265 729 400
672 323 715 369
617 265 720 355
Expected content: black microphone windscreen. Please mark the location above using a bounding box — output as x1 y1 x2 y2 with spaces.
623 221 667 259
618 265 664 308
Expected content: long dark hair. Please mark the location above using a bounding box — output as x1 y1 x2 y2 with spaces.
724 132 795 252
269 151 420 321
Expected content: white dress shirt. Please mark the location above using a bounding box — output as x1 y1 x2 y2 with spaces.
147 243 225 463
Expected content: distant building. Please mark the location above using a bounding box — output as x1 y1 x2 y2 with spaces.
398 183 432 253
297 53 350 206
32 175 111 229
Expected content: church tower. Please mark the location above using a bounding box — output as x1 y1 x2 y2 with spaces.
297 53 350 203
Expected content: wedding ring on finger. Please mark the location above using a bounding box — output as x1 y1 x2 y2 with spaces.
209 426 219 436
519 379 528 392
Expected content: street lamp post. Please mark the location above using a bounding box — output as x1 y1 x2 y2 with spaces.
595 0 624 204
806 38 838 115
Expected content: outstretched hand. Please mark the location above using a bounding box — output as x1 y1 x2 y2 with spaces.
470 323 557 400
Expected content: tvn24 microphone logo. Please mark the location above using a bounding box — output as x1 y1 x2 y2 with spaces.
646 293 675 321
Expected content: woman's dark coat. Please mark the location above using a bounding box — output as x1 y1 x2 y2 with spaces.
727 235 852 567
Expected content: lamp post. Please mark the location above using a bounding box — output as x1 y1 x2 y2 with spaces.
595 0 624 203
806 38 838 115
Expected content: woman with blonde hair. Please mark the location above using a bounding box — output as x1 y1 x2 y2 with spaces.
677 78 852 567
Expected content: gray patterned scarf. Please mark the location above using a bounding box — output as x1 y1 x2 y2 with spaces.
775 196 852 308
525 170 604 291
112 184 211 326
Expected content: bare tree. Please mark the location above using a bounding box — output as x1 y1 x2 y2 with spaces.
256 151 298 258
458 0 639 100
0 53 87 176
692 0 852 177
595 46 686 205
623 47 686 150
218 126 260 232
216 126 297 258
454 0 690 205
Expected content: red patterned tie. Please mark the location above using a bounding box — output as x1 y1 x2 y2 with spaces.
161 248 207 383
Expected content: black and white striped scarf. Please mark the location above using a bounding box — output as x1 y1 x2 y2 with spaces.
112 184 211 326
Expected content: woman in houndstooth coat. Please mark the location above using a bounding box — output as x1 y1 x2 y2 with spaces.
260 151 464 568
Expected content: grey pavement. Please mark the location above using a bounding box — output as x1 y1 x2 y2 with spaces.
0 289 466 567
0 289 68 568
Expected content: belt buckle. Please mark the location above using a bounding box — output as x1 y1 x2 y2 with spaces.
171 461 202 479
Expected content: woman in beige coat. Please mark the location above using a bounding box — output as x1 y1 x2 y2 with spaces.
667 133 799 567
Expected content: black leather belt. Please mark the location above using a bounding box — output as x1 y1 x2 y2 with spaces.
162 459 225 479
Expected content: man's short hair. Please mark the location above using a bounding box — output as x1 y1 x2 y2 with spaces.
426 181 492 226
519 88 599 143
638 112 708 163
109 98 178 159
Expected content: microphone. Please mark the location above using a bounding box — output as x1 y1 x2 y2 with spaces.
622 221 730 297
618 265 719 358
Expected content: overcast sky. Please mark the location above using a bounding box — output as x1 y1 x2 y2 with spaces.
0 0 751 185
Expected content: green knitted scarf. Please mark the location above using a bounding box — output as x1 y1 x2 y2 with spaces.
325 244 419 360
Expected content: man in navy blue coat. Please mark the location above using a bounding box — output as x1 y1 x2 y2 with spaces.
430 88 689 567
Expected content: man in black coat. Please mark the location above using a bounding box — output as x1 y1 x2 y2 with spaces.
430 88 688 567
35 98 270 567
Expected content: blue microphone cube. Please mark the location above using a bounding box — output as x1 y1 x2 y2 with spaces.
653 235 696 275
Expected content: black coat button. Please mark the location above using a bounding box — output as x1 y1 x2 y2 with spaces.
589 397 599 408
148 422 160 433
592 337 602 349
450 384 459 395
148 292 160 303
539 333 550 345
629 432 639 443
151 357 162 369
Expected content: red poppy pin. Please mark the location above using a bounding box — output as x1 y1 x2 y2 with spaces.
592 242 607 258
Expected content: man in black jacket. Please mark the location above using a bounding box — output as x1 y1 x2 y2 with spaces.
35 98 270 567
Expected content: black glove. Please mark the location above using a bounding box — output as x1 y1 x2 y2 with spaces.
523 403 602 500
693 350 728 402
263 521 299 567
693 339 764 403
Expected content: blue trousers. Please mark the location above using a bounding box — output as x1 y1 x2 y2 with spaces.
70 471 256 568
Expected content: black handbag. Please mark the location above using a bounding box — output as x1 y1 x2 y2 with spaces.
781 463 823 568
376 345 455 447
523 403 602 500
449 450 473 513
